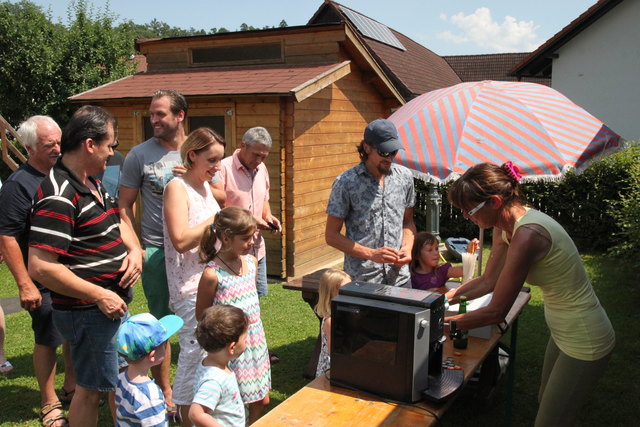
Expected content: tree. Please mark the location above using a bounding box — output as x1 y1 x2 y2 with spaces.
0 1 63 124
0 0 135 125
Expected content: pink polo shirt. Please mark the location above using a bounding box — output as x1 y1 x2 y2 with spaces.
218 149 270 260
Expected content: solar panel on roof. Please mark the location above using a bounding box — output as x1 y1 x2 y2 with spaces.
340 6 406 51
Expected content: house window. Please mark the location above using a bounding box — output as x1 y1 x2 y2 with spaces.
143 115 226 141
191 43 282 66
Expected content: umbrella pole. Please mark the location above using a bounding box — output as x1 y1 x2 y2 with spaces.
477 228 484 276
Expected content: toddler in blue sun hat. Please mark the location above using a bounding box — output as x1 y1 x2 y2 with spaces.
115 313 183 427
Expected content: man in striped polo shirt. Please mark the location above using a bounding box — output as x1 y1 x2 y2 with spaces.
28 106 143 426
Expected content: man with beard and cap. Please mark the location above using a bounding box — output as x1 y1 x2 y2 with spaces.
325 118 416 287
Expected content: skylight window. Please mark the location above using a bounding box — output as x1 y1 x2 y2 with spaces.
340 6 406 51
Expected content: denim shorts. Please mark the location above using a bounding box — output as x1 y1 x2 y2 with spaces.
142 245 173 318
28 289 64 347
52 308 121 392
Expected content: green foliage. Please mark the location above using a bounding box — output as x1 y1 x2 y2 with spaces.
416 143 640 264
0 0 63 124
0 0 288 127
607 141 640 257
0 0 135 125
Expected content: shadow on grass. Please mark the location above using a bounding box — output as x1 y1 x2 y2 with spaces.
0 383 42 424
267 336 316 407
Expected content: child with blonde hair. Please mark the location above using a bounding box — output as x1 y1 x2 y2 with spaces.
314 268 351 378
195 206 270 424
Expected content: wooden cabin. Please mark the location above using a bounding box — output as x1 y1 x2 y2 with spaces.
70 2 462 278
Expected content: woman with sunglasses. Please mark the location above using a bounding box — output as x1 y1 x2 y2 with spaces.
445 161 614 427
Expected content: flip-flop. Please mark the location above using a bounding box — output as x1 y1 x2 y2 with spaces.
0 361 13 374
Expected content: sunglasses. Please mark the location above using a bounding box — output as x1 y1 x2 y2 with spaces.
466 200 486 216
376 149 398 158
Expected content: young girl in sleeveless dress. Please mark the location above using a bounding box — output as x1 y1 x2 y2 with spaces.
195 207 270 424
313 269 351 378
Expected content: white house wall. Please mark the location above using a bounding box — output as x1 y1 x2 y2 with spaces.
551 0 640 141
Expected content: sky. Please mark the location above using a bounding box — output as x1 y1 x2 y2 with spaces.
19 0 597 56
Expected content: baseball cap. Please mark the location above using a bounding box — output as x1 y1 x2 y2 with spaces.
363 118 403 153
117 313 183 361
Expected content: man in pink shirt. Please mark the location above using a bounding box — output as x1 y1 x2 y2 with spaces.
218 126 281 299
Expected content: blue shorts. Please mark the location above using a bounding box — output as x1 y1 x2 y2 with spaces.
52 308 120 392
28 289 64 347
256 256 268 298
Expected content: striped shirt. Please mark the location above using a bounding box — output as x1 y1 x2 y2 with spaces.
193 364 245 427
29 159 131 309
116 371 168 427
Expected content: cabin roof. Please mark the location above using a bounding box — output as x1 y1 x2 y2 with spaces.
70 62 351 102
443 53 551 86
308 1 461 98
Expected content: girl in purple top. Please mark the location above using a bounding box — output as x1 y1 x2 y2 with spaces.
410 232 463 290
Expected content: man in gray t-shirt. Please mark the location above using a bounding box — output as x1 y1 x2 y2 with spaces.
119 89 188 415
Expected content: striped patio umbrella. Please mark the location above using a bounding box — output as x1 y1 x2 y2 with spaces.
389 80 623 183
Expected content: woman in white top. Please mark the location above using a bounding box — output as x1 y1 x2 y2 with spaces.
163 127 225 426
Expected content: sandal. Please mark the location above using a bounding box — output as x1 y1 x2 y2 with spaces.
0 361 13 374
269 352 280 365
166 403 180 424
39 401 68 427
58 387 75 405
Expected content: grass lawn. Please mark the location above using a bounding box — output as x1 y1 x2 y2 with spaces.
0 251 637 426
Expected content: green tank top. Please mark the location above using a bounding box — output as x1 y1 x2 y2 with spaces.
503 209 614 360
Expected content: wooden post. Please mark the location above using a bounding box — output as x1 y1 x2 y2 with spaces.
0 114 27 171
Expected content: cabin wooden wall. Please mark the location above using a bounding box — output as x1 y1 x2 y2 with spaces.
95 97 285 277
140 27 346 72
286 65 388 278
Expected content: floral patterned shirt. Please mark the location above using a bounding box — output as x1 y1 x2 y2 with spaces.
326 162 415 286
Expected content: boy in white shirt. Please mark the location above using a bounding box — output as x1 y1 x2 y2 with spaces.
189 305 248 427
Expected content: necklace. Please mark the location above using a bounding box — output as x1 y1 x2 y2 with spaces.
216 255 242 276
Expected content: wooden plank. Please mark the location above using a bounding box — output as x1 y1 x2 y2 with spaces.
293 165 355 183
289 188 332 207
235 102 281 115
292 132 362 146
296 97 385 113
284 31 346 45
291 212 327 231
288 153 357 170
289 250 343 278
286 54 341 65
285 42 340 58
236 115 280 129
290 176 335 195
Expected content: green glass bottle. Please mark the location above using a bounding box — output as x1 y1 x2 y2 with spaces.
453 296 468 349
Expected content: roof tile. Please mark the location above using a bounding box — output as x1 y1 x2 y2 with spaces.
71 63 344 101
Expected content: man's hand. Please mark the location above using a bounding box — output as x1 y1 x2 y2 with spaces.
18 281 43 311
264 215 281 234
172 164 187 177
95 289 127 320
394 247 412 267
369 246 400 264
117 247 143 289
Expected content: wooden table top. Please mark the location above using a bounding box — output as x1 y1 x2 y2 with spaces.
256 292 530 426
